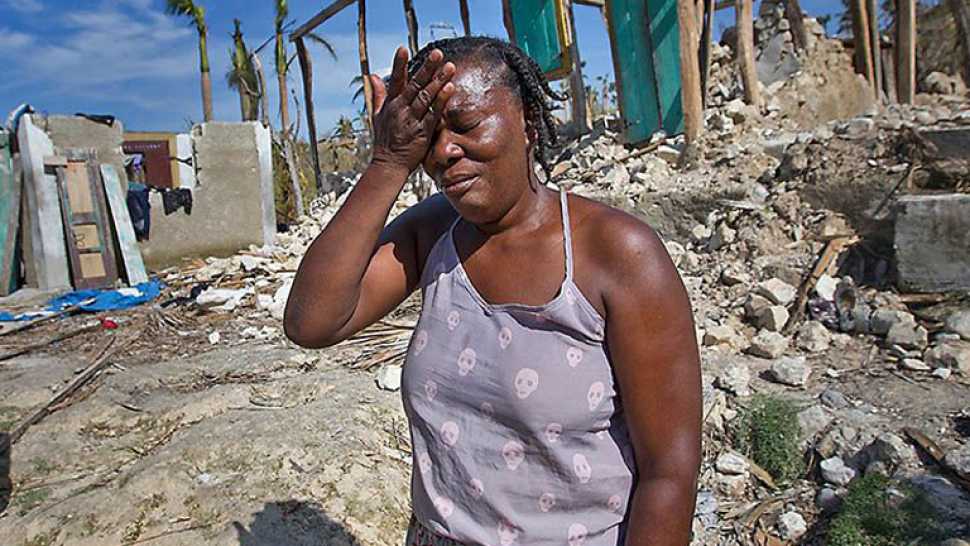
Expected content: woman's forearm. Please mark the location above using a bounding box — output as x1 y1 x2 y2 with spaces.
623 476 698 546
283 161 410 346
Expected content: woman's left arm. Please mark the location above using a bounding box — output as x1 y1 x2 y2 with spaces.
599 214 702 546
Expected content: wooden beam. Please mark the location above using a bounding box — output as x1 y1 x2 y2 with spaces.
501 0 515 42
896 0 916 103
677 0 703 144
564 0 589 136
699 0 715 108
574 0 605 6
782 0 809 52
459 0 471 36
358 0 374 124
849 0 875 94
714 0 734 11
947 0 970 85
735 0 760 107
295 37 323 193
867 0 883 100
290 0 356 42
403 0 420 56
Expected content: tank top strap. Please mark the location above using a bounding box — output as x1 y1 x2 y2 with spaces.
560 188 574 281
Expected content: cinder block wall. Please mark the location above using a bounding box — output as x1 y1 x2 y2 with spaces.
41 115 129 191
138 122 275 269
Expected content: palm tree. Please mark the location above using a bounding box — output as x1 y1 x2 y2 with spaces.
227 19 260 121
165 0 213 122
273 0 336 135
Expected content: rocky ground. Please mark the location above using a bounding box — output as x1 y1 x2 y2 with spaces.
2 12 970 546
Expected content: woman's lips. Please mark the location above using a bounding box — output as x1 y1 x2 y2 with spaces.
443 175 479 197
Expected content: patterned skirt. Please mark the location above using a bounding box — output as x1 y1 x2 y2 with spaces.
405 515 468 546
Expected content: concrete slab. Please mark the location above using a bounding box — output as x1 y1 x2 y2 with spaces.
895 194 970 292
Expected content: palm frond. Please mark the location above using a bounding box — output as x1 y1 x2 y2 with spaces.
305 32 338 61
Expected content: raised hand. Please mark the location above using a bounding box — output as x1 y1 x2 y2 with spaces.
370 46 456 176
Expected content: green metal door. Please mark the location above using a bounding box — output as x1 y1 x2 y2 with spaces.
607 0 684 145
504 0 572 80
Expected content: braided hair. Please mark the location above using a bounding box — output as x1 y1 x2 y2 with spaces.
407 36 566 178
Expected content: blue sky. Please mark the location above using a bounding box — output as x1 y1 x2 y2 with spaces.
0 0 848 137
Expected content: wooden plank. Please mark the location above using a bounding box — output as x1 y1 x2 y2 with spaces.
1 132 21 295
289 0 356 42
849 0 875 91
896 0 916 103
606 0 663 145
100 165 148 286
564 0 590 135
459 0 471 36
403 0 420 56
358 0 374 125
676 0 701 144
699 0 714 108
574 0 605 6
867 0 882 100
295 38 323 194
735 0 760 106
649 0 686 135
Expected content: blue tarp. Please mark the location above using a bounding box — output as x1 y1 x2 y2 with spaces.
0 280 162 321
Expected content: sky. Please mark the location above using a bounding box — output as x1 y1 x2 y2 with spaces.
0 0 849 138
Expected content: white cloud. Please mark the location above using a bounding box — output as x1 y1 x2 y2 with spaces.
0 27 34 49
3 0 42 14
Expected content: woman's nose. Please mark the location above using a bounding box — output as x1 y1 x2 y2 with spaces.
430 132 464 165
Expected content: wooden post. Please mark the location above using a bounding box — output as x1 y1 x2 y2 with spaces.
564 0 589 136
459 0 471 36
849 0 875 93
403 0 420 56
896 0 916 103
677 0 703 144
781 0 809 52
735 0 760 107
295 37 323 193
948 0 970 84
358 0 374 124
695 0 705 31
699 0 714 108
867 0 883 100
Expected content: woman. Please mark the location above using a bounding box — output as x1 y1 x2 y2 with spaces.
285 37 701 546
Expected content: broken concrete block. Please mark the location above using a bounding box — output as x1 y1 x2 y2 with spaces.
896 195 970 293
886 321 928 350
757 278 797 306
820 457 856 486
758 305 790 332
769 355 810 386
945 311 970 341
749 331 789 359
744 294 773 319
707 223 737 250
871 308 916 336
796 321 831 352
715 452 749 475
715 359 751 396
924 342 970 375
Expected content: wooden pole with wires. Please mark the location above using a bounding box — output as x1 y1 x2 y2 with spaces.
358 0 374 125
867 0 883 100
849 0 876 95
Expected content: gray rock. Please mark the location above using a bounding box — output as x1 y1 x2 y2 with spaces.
708 223 737 250
798 404 833 441
376 364 403 391
870 433 918 467
757 278 797 306
769 356 810 386
796 320 831 352
871 308 916 336
821 457 857 486
886 321 929 350
691 224 712 243
945 310 970 340
777 511 807 541
814 274 839 301
716 360 751 396
704 324 740 347
816 487 841 511
745 294 773 319
901 358 931 371
925 342 970 375
750 331 790 359
839 118 875 136
933 367 953 380
820 389 849 409
715 452 750 475
943 441 970 478
758 305 790 332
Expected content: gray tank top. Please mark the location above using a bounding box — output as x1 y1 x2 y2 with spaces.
402 189 636 546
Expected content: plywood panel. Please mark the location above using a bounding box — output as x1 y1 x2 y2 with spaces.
607 0 662 144
0 132 20 295
647 0 685 135
74 225 100 250
79 253 107 278
101 165 148 285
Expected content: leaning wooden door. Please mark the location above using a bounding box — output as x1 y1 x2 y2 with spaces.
49 149 118 290
607 0 684 145
503 0 573 80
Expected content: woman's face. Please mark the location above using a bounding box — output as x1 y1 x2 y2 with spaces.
422 61 533 223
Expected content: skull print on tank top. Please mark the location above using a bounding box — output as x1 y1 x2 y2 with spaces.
402 189 637 546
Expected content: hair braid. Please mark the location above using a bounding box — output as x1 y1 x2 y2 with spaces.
406 36 566 178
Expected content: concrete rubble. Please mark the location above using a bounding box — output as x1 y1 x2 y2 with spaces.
1 10 969 546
